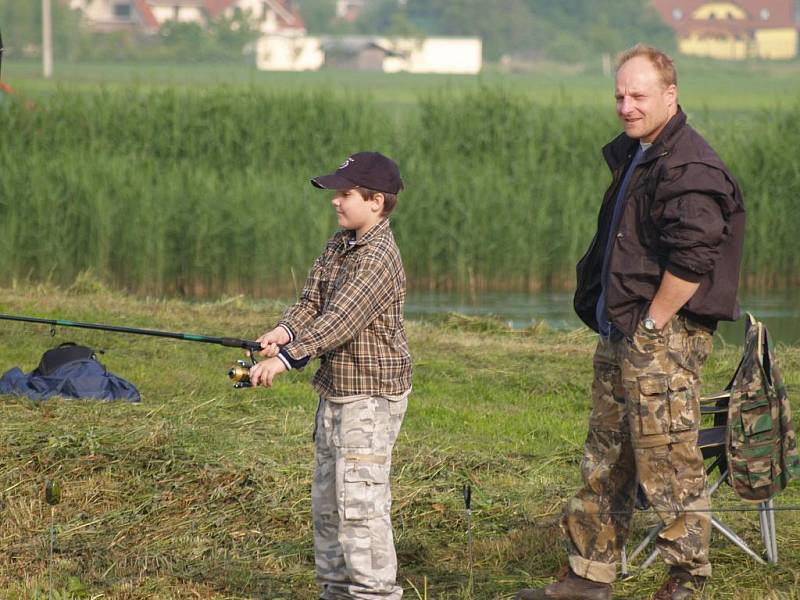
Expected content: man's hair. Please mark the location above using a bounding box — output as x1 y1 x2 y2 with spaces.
356 187 399 217
616 43 677 88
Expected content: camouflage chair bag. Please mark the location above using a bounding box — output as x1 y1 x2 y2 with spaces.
726 313 800 501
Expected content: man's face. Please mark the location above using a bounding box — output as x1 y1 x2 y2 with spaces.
615 56 677 143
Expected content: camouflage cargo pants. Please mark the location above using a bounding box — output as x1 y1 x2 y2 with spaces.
313 395 408 600
564 314 714 583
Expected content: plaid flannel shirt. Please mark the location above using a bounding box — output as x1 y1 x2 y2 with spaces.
279 218 412 398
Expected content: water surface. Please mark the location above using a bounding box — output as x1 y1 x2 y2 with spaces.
405 290 800 346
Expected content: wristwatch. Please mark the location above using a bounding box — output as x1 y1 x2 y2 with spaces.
642 315 658 332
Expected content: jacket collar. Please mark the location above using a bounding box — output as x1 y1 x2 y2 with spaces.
603 105 687 170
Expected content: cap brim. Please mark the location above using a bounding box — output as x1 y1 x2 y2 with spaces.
311 173 356 190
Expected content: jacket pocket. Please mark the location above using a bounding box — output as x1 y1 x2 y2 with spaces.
739 396 774 444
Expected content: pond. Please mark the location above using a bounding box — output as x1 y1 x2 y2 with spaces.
405 289 800 346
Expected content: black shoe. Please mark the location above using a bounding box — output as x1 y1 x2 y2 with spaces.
515 567 612 600
652 569 707 600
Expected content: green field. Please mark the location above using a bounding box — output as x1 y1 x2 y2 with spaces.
6 58 800 112
0 287 798 599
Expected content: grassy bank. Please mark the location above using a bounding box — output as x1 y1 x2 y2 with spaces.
1 287 798 599
1 87 799 295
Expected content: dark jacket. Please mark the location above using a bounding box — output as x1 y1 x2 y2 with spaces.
0 359 140 402
574 107 745 337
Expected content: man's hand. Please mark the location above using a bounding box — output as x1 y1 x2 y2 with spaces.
249 356 287 388
254 326 291 358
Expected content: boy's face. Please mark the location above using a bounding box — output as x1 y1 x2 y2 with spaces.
331 188 383 238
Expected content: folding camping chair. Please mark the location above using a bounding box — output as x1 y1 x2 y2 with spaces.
621 315 787 576
621 390 778 576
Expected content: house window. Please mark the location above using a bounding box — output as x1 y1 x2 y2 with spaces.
760 8 770 20
672 8 683 19
113 2 132 19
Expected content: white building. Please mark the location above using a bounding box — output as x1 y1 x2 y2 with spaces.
319 36 483 74
383 37 482 74
255 36 325 71
68 0 306 35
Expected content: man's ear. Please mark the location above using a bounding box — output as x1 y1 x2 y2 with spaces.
665 83 677 108
371 192 385 213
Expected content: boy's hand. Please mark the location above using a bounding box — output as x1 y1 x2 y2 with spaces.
249 356 287 388
254 326 291 358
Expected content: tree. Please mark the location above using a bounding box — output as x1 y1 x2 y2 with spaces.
295 0 337 34
0 0 82 60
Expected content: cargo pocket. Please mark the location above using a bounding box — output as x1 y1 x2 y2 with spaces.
667 373 697 433
732 454 775 490
343 456 389 520
740 397 774 444
637 374 669 436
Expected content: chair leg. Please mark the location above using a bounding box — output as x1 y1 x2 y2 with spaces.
621 544 628 577
640 546 660 570
769 500 778 563
758 502 773 563
760 498 778 564
711 516 766 565
759 503 769 561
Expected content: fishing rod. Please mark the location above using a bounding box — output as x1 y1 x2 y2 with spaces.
0 313 261 388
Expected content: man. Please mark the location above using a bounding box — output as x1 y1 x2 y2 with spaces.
515 44 745 600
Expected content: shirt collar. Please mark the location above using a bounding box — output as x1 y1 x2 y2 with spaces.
339 218 390 253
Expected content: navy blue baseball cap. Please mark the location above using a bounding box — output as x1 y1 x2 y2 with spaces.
311 151 404 195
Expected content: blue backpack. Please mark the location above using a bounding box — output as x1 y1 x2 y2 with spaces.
0 342 140 402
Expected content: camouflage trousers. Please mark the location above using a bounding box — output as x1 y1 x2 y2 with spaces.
564 314 714 583
313 395 408 600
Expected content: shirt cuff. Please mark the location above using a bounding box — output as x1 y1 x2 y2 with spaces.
279 347 310 370
666 263 704 284
278 323 295 342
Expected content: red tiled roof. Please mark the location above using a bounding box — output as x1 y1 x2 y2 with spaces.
204 0 238 17
204 0 305 29
652 0 796 34
133 0 160 29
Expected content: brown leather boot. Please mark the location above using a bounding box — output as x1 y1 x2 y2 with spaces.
652 569 707 600
514 568 612 600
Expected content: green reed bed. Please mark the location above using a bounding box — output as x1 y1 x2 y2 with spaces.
0 88 798 296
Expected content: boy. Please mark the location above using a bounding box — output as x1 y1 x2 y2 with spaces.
249 151 412 600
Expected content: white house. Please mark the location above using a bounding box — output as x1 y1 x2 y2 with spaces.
335 0 368 22
317 35 482 74
255 36 325 70
68 0 306 35
382 37 482 74
68 0 160 32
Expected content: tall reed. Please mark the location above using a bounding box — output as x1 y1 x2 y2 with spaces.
0 87 797 297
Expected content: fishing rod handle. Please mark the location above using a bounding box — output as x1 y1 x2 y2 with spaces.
220 338 263 353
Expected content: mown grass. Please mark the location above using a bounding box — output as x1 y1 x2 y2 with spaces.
1 286 799 599
1 86 799 296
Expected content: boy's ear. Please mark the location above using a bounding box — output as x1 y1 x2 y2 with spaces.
371 192 385 213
